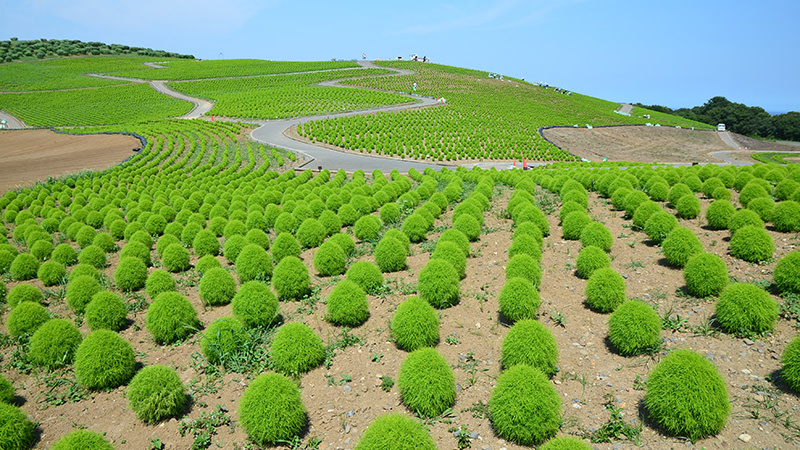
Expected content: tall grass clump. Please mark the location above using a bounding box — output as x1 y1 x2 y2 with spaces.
239 373 306 446
608 300 661 356
398 348 456 417
501 319 558 376
489 365 561 446
391 297 439 351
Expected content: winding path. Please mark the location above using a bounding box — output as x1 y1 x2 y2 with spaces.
0 110 26 129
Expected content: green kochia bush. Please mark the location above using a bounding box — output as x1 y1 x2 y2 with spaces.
0 402 36 450
729 225 774 262
127 364 187 424
608 300 661 356
585 268 626 313
114 256 147 292
28 319 83 369
643 211 678 244
345 261 384 294
296 218 326 248
418 259 460 308
782 335 800 393
270 232 301 263
453 213 481 242
661 227 703 268
74 329 136 390
501 319 558 376
398 348 456 417
374 237 407 273
0 374 12 404
329 232 356 256
561 211 591 240
506 253 542 287
355 413 436 450
705 200 736 230
37 260 66 286
539 436 593 450
270 322 325 375
715 283 777 335
431 240 467 279
676 194 701 219
239 373 307 446
313 240 346 276
85 291 127 332
52 243 78 266
353 215 382 242
236 244 272 282
10 253 38 281
120 240 152 266
199 267 236 306
66 275 102 313
192 229 220 256
774 251 800 294
507 233 541 262
391 297 439 351
728 209 764 235
489 365 561 446
232 281 278 328
326 280 369 326
498 277 540 323
644 350 729 441
162 243 190 272
195 254 221 275
272 256 310 301
200 316 247 365
145 269 176 300
772 201 800 232
7 284 43 309
683 252 728 297
575 246 610 279
579 221 613 252
6 301 49 337
78 245 106 269
402 213 430 243
145 292 200 344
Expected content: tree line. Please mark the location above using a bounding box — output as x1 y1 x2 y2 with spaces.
0 38 194 64
635 96 800 142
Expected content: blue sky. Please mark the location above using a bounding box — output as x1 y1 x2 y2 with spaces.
3 0 798 113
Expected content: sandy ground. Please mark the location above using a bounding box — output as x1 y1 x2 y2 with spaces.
0 129 140 193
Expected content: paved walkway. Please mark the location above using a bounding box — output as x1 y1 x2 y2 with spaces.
617 103 633 115
149 81 214 119
0 110 26 129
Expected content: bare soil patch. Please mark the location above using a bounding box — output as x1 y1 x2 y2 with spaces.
542 126 734 163
0 129 140 193
730 133 800 152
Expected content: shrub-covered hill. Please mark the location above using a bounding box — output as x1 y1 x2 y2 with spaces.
0 37 193 64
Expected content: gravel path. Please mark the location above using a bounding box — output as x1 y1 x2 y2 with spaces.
0 110 26 129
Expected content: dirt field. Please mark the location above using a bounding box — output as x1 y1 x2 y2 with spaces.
542 126 736 163
0 129 140 193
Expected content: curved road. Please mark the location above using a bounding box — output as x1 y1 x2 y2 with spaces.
0 110 26 129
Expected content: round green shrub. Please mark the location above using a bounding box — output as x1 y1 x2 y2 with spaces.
501 319 558 376
145 269 176 300
272 256 310 301
391 296 439 352
585 267 626 313
683 252 728 298
296 218 326 248
661 227 703 268
239 372 306 446
6 301 50 337
644 349 729 441
513 221 544 247
54 421 123 446
74 329 136 390
162 243 190 272
195 254 221 275
728 209 764 235
608 300 661 356
705 200 736 230
232 281 278 328
326 280 369 327
0 402 36 450
180 222 203 245
208 216 227 237
453 213 481 242
539 436 592 450
7 283 43 309
113 256 146 292
353 215 382 242
199 267 236 306
739 182 770 208
418 258 460 309
515 205 550 236
402 213 429 243
498 277 540 323
85 291 127 332
747 196 774 222
623 190 650 218
774 251 800 294
561 211 591 240
489 364 561 446
668 183 693 206
270 232 301 263
245 229 270 251
355 413 436 450
579 222 613 252
10 253 38 281
676 194 701 219
75 225 97 248
328 232 355 257
782 335 800 392
52 243 78 266
374 237 407 273
29 318 82 369
611 187 633 210
729 225 774 262
145 292 200 344
120 240 151 266
127 364 187 424
438 230 470 258
34 260 65 287
129 229 154 250
379 203 402 224
506 253 541 287
773 201 800 232
648 182 670 202
66 275 101 313
338 204 360 227
91 233 115 253
715 283 777 335
200 316 247 365
507 233 541 262
313 240 346 277
68 263 99 282
235 243 272 283
398 347 455 417
78 245 106 269
30 239 53 261
0 374 13 404
270 322 324 375
559 201 585 224
575 246 610 279
0 251 12 274
345 261 383 295
192 229 220 256
644 211 678 244
431 240 467 279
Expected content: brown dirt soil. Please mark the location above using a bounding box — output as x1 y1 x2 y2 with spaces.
3 186 800 449
542 126 735 163
0 129 140 193
730 133 800 152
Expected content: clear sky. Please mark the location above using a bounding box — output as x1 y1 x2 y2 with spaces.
3 0 798 114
